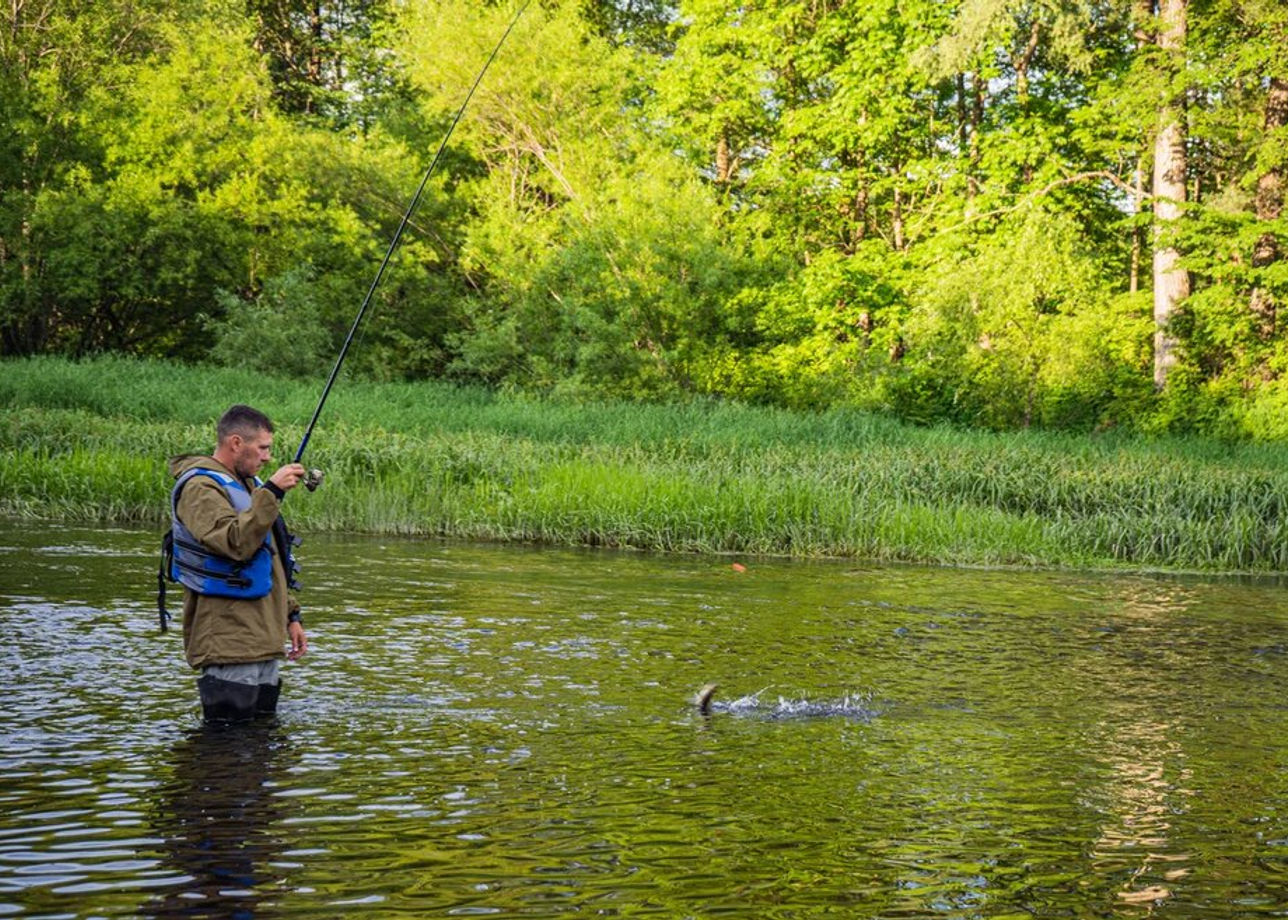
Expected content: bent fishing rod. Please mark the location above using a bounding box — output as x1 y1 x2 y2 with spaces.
292 0 531 489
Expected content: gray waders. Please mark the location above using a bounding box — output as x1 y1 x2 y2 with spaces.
197 675 283 723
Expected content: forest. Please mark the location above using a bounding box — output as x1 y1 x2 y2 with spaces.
3 0 1287 437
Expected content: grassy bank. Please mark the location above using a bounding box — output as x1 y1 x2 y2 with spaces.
3 355 1288 572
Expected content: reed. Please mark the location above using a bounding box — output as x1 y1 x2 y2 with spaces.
4 355 1288 571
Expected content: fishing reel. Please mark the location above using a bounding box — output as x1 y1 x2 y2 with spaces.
303 468 325 492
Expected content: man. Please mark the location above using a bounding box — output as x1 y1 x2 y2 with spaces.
168 405 309 722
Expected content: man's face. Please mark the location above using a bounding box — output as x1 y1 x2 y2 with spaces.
229 428 274 479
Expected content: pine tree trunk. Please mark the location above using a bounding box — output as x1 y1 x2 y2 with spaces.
1152 0 1189 390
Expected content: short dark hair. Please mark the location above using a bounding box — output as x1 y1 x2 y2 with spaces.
217 404 274 443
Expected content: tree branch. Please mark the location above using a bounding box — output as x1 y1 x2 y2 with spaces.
934 170 1144 238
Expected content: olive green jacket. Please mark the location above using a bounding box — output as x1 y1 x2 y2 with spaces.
169 454 300 669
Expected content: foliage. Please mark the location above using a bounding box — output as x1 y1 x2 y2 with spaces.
894 208 1152 430
209 267 331 377
3 0 1288 438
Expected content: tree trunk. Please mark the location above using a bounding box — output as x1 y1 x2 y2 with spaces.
956 73 970 198
1131 159 1144 294
307 2 323 115
1250 76 1288 337
838 141 869 251
854 179 868 243
1014 20 1040 109
970 71 983 203
715 132 733 184
1151 0 1189 390
892 180 905 251
956 73 967 148
1014 21 1040 185
853 109 870 241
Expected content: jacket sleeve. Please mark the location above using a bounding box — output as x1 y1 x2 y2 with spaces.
177 476 281 562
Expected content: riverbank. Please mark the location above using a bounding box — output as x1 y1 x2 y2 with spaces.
3 355 1287 571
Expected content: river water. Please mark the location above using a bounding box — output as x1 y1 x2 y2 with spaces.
3 521 1288 918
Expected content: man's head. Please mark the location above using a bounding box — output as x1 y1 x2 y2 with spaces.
213 405 275 479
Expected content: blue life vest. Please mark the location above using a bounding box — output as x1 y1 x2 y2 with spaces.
168 468 274 599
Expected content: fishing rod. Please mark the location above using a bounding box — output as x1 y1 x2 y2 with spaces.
292 0 531 488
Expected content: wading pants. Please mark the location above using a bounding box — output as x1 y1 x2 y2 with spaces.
198 660 283 723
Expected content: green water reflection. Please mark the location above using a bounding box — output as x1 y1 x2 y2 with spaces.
2 521 1288 917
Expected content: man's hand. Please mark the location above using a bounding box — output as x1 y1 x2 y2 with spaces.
268 463 308 492
287 621 308 660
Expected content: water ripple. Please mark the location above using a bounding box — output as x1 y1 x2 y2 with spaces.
5 527 1288 917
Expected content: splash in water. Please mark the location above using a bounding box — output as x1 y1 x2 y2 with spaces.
696 685 876 721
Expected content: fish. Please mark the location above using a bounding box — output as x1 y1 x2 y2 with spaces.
694 683 718 715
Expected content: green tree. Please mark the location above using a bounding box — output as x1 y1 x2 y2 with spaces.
0 0 174 353
2 2 446 369
8 0 1288 435
248 0 401 128
899 209 1150 429
395 0 770 397
580 0 675 53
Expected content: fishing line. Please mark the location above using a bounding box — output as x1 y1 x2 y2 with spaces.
292 0 531 472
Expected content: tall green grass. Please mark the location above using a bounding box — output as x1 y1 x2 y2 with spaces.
4 355 1288 571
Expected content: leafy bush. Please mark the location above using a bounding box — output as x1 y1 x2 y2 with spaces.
209 268 332 378
891 210 1150 430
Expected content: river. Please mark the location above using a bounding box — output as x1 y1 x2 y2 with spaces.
2 521 1288 917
